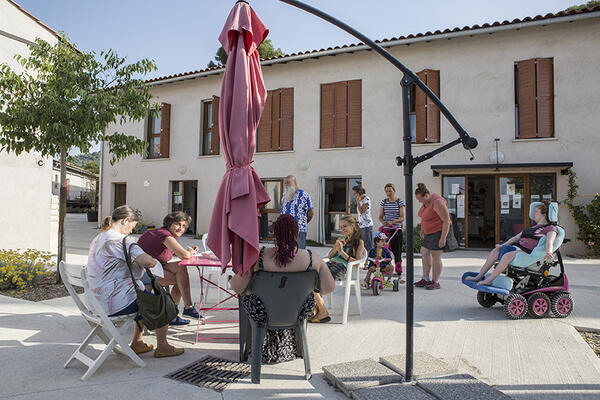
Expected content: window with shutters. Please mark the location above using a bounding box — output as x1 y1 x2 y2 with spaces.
146 103 170 158
201 97 220 156
409 69 440 144
320 79 362 149
257 88 294 152
514 58 554 139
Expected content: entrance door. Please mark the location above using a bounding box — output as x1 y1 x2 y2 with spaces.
467 176 496 248
113 183 126 209
259 179 283 240
324 177 361 243
497 176 526 242
442 176 466 247
171 180 197 233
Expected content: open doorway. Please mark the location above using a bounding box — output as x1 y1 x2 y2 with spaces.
171 180 197 234
467 175 495 248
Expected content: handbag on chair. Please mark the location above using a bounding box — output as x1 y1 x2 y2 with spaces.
122 237 178 330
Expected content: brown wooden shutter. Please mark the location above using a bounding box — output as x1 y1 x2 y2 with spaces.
517 59 536 139
320 83 334 148
257 91 272 152
159 102 171 158
279 88 294 150
271 89 281 151
536 58 554 138
334 81 348 147
415 71 427 144
211 96 220 155
425 70 440 143
347 79 362 147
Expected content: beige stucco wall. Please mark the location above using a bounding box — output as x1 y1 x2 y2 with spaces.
101 17 600 255
0 0 59 252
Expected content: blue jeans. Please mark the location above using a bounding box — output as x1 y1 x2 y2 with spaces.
298 231 307 249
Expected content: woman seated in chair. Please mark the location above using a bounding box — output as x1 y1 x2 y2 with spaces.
230 214 334 364
466 201 558 286
138 211 200 326
86 205 183 358
311 215 365 323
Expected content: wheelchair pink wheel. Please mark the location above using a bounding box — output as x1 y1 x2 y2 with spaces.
503 293 528 320
551 292 574 318
527 293 550 318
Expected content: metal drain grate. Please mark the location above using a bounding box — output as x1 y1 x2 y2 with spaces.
165 355 251 392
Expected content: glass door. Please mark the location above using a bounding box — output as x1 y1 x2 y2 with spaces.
442 176 466 247
171 181 197 233
497 175 526 242
324 177 361 243
259 179 283 240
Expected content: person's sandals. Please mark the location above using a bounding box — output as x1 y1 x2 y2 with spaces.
361 281 370 290
130 342 154 354
426 281 441 290
308 315 331 323
154 347 185 358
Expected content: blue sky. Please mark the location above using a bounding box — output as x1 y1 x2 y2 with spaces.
18 0 579 80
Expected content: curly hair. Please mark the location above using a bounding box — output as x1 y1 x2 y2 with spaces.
272 214 299 267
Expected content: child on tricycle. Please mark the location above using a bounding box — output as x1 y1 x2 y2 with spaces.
362 232 395 295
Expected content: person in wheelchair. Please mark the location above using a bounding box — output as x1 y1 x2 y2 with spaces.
466 201 558 286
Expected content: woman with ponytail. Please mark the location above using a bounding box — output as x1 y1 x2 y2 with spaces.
230 214 334 363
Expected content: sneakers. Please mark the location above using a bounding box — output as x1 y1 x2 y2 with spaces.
425 281 441 290
414 278 430 287
182 306 199 319
169 316 190 326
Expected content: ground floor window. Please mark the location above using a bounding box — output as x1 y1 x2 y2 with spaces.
322 177 361 243
113 183 126 210
259 179 283 240
442 173 556 248
170 180 197 233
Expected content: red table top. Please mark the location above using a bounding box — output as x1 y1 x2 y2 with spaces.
179 252 233 268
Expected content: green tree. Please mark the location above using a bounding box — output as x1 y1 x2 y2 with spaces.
0 34 157 281
207 39 284 68
565 1 600 11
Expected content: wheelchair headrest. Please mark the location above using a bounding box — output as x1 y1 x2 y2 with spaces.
529 201 559 223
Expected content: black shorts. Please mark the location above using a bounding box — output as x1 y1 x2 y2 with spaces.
422 231 444 251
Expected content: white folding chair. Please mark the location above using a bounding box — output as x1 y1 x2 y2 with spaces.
324 249 366 325
59 261 145 381
200 233 234 305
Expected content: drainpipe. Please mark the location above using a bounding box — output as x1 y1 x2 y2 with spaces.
98 141 104 228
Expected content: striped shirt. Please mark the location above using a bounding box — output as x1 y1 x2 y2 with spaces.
380 198 406 228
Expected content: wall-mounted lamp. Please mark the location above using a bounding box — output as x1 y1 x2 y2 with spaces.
177 165 188 175
298 159 310 171
110 169 118 177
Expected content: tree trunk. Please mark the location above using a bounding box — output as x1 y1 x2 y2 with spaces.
56 148 67 283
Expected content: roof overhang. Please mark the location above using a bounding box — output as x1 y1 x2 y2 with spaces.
430 162 573 176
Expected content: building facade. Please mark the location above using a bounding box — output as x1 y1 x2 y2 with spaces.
0 0 60 252
101 8 600 254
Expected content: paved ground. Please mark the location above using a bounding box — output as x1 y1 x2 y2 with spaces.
1 214 599 399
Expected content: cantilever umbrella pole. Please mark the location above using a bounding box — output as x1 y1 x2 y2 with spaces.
279 0 478 383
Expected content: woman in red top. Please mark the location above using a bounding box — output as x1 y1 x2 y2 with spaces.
414 183 451 290
138 211 200 324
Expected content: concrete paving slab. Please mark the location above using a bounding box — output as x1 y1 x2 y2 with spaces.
418 374 513 400
379 352 457 379
352 383 433 400
322 359 403 397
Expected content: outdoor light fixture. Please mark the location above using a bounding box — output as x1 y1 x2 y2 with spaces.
177 165 188 175
110 169 118 177
279 0 478 382
298 159 310 171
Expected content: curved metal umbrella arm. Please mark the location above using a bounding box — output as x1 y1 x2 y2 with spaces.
279 0 477 150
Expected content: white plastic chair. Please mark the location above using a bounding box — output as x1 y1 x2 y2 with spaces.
200 233 234 305
59 261 145 381
324 249 367 324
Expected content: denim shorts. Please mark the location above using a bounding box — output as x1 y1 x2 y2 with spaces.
498 244 520 260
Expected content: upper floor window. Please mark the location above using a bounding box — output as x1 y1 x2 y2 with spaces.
320 79 362 149
410 69 440 144
514 58 554 139
201 96 220 156
146 103 170 158
257 88 294 152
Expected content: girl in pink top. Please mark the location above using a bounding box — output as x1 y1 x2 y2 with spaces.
466 201 557 286
415 183 452 290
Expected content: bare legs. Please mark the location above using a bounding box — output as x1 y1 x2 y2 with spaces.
313 292 329 320
131 321 179 353
430 250 443 283
421 247 432 281
465 246 501 282
465 245 518 286
158 262 192 308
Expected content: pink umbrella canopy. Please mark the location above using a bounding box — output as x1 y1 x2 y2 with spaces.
207 1 271 275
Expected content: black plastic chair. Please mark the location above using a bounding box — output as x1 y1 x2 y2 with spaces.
238 269 320 383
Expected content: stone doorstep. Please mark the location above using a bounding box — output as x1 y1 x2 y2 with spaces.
379 352 457 380
322 358 403 398
352 383 435 400
418 374 513 400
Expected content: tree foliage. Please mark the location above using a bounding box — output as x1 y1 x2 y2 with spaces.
563 169 600 256
207 39 284 68
0 34 158 164
565 1 600 11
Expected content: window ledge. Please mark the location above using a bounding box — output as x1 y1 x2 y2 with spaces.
197 154 221 159
142 157 170 162
513 137 558 143
255 150 295 155
412 142 443 147
316 146 364 152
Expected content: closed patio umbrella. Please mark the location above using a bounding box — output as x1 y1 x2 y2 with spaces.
207 1 271 275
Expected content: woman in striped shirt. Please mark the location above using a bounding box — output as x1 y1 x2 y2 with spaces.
379 183 405 279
